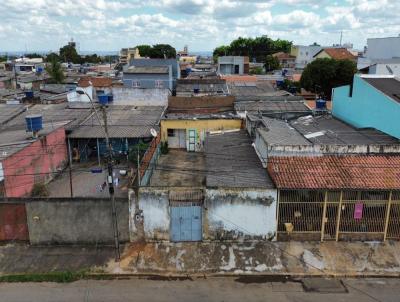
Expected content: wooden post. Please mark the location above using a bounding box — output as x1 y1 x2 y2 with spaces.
335 191 343 241
320 190 328 242
384 191 393 241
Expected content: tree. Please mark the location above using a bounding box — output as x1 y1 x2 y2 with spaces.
25 53 43 59
135 45 152 57
212 36 292 63
46 59 65 84
149 44 176 59
45 52 61 62
249 66 265 75
264 55 280 71
300 58 357 99
59 44 81 63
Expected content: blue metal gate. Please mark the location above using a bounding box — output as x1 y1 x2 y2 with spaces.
170 205 202 242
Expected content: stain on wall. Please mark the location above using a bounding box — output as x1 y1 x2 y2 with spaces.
204 189 277 241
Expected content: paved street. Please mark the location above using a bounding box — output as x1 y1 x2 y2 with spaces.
1 277 400 302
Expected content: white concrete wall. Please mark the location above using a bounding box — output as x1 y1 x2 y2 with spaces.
205 188 277 241
67 86 93 103
111 87 169 107
367 37 400 60
129 188 170 241
370 63 400 76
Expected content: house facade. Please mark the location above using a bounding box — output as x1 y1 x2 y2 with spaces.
290 45 322 69
218 56 249 75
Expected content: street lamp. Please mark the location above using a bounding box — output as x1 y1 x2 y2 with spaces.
76 87 121 262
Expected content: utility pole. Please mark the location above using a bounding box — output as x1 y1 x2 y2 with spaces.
76 88 120 261
102 106 121 262
340 31 343 46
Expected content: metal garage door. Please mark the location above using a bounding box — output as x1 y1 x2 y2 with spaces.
171 205 202 242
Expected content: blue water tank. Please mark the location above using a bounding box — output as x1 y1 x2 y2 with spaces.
36 67 43 73
276 80 284 87
25 91 34 98
107 94 114 103
193 88 200 94
25 115 43 132
316 98 326 109
98 94 108 105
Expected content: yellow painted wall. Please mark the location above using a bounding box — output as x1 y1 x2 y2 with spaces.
314 50 331 59
290 46 299 57
161 119 242 143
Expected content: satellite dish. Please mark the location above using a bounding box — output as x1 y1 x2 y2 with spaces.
150 128 158 138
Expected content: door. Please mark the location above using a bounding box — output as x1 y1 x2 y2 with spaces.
188 129 196 152
179 130 186 148
234 65 240 74
171 205 202 242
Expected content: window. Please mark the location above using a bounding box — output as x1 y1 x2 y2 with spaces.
155 80 164 88
132 80 140 88
168 129 175 137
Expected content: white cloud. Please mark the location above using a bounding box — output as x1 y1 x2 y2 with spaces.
0 0 399 51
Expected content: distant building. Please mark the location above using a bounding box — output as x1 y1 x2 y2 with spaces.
119 47 141 65
290 45 322 69
313 48 357 61
366 36 400 60
359 58 400 76
123 58 180 90
332 74 400 139
217 56 249 75
272 52 296 69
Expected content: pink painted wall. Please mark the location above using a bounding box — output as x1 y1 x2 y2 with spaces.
3 127 68 197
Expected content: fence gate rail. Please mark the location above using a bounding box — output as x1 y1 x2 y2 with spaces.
277 190 399 241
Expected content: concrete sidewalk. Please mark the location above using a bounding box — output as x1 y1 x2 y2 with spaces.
1 241 400 277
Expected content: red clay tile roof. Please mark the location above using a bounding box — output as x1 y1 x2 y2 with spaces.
267 156 400 190
78 77 113 88
316 48 356 60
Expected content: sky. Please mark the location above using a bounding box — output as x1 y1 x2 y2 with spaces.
1 0 400 53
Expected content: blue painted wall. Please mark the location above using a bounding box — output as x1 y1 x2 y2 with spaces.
332 75 400 139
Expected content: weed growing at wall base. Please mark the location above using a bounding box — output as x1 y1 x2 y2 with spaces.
0 271 115 283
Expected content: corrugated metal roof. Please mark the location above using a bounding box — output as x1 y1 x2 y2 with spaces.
268 155 400 190
258 117 311 146
205 130 274 188
0 104 26 125
290 115 399 145
69 106 164 139
235 100 310 113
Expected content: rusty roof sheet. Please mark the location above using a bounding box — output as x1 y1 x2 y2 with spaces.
267 155 400 190
78 76 113 88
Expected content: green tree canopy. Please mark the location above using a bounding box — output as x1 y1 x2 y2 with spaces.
46 59 65 84
300 58 357 99
134 44 176 59
213 36 292 63
24 53 43 59
136 45 152 57
45 52 61 62
59 44 81 63
264 55 280 71
149 44 176 58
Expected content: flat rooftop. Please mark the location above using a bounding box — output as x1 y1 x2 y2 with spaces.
150 150 205 187
205 130 274 188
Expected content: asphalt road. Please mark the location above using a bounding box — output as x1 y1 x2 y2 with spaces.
0 277 399 302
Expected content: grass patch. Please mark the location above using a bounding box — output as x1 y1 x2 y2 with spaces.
0 271 87 283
